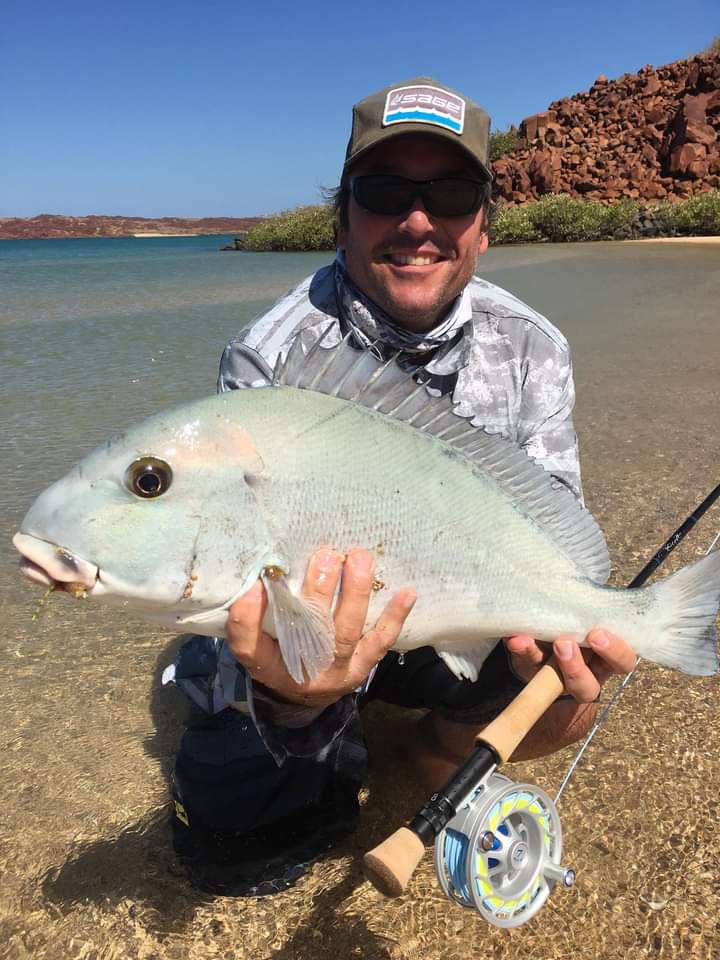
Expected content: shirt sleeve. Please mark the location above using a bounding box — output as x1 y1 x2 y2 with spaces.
217 340 275 393
515 329 583 502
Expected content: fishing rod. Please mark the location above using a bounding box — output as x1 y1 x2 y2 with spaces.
363 482 720 928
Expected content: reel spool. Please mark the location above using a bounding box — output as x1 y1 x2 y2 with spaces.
434 770 575 928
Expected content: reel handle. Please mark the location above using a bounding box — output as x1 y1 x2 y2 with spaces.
363 659 564 896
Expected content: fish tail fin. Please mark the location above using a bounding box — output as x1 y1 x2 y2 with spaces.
643 550 720 676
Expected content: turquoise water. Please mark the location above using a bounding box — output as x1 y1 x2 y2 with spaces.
1 236 331 496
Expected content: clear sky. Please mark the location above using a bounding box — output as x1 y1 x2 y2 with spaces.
2 0 717 218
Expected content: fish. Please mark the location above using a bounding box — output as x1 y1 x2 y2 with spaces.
13 333 720 684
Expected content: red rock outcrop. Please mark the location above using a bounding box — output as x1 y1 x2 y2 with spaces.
0 215 264 241
492 51 720 204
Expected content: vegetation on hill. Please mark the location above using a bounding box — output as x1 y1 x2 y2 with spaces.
488 126 520 162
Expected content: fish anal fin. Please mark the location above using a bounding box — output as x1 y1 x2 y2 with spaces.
439 648 491 682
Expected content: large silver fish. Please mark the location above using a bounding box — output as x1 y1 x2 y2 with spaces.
13 335 720 683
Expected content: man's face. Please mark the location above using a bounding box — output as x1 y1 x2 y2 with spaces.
337 134 489 333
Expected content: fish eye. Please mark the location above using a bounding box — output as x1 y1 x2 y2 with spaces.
126 457 173 499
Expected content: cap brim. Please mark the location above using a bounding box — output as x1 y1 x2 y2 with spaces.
343 127 493 183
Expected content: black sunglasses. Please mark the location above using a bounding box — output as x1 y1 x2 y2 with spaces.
349 174 488 218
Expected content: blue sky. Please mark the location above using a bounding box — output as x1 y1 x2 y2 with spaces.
2 0 717 218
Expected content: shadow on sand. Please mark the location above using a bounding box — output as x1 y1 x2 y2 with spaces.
41 635 206 932
40 638 426 952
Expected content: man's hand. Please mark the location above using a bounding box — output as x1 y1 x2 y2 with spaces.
500 629 638 760
409 630 640 787
226 547 416 709
505 629 638 701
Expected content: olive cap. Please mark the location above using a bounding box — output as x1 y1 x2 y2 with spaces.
343 77 493 181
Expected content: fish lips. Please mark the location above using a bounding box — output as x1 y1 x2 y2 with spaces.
13 532 99 596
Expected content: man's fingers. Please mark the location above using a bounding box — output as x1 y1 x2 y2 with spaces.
226 580 268 660
554 637 601 703
505 634 549 682
587 628 638 677
506 635 546 664
334 549 375 658
356 587 417 666
301 547 343 608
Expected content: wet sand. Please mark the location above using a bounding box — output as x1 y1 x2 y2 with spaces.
622 236 720 244
1 242 719 959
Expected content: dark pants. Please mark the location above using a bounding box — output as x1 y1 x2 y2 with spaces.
171 639 521 841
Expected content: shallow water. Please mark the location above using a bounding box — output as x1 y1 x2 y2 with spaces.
1 238 719 959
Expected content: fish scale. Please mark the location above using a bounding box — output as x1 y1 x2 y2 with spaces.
12 336 720 684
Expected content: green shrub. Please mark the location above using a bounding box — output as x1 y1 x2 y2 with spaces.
648 200 682 235
491 196 641 244
488 126 520 162
490 205 541 244
243 204 335 251
598 198 641 236
525 194 610 242
648 191 720 235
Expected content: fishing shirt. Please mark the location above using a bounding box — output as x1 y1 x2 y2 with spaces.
166 256 583 765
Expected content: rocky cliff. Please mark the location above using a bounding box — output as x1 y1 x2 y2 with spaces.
492 51 720 204
0 215 264 241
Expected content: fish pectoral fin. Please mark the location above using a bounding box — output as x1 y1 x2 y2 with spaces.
439 648 490 682
261 571 336 684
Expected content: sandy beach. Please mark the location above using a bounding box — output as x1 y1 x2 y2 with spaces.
1 240 719 960
622 236 720 244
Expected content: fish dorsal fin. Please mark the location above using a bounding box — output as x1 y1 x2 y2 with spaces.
274 329 610 583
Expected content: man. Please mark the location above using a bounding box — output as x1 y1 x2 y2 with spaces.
168 78 636 895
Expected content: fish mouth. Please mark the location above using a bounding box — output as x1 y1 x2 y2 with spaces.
13 533 99 598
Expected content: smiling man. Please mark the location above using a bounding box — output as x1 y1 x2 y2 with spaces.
340 134 489 331
167 78 637 896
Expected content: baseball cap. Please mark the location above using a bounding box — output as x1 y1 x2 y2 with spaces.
343 77 493 182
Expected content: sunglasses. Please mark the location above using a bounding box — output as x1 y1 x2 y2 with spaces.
349 174 489 218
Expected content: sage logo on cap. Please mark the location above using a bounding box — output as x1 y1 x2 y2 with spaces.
382 84 466 134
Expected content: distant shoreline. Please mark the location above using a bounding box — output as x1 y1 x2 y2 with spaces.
0 232 238 241
0 214 264 241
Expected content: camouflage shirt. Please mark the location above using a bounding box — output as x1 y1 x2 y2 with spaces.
219 257 583 499
168 257 583 766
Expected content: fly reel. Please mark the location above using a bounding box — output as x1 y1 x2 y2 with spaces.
434 770 575 928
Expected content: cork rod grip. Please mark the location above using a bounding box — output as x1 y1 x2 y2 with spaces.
475 660 564 761
363 659 565 897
